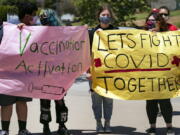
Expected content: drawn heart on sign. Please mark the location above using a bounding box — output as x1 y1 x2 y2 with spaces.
94 58 102 67
171 56 180 67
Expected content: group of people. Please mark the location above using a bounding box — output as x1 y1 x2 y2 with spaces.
88 4 178 135
0 2 69 135
0 1 179 135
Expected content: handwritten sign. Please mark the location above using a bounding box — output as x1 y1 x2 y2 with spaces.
0 23 90 100
91 29 180 100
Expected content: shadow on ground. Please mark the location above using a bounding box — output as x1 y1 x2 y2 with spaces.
31 127 180 135
32 131 57 135
173 111 180 116
155 127 180 135
70 126 143 135
32 126 142 135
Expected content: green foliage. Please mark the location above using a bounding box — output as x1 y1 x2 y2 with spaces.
174 22 180 28
0 0 36 5
74 0 100 25
42 0 77 15
74 0 150 26
44 0 56 8
134 12 148 20
0 0 36 22
170 10 180 17
61 0 77 14
0 5 17 22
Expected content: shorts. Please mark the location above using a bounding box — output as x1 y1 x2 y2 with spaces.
0 94 32 106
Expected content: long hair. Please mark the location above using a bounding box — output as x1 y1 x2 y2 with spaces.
39 9 62 26
96 4 114 22
144 9 168 31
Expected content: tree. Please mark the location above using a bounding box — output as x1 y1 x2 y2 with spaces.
43 0 77 15
61 0 77 14
74 0 150 26
0 0 36 5
0 0 36 23
0 5 17 22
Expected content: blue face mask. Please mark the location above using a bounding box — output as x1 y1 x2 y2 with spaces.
99 16 111 24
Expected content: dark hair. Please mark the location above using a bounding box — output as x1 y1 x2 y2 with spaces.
17 2 38 20
0 18 2 25
144 10 168 31
145 11 161 23
159 6 170 15
96 4 114 21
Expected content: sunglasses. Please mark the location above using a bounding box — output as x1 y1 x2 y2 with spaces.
160 13 169 16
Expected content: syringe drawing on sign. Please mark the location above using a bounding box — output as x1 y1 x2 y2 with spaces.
28 82 65 95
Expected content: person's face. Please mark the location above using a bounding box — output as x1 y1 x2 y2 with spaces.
24 11 37 25
40 12 49 26
99 9 112 26
159 8 169 22
99 9 111 18
147 15 156 26
148 15 155 21
147 15 160 31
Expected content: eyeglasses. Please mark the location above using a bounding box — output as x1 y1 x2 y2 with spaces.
160 13 169 16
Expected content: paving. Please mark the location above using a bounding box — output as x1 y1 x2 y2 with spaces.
1 81 180 135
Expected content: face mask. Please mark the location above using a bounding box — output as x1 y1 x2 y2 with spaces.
146 20 156 29
99 16 111 24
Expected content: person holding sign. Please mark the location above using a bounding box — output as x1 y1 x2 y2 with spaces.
88 4 118 133
158 6 178 31
157 5 178 120
39 9 69 135
0 2 38 135
144 9 175 135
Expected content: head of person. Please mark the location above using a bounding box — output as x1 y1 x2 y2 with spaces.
145 8 167 31
159 6 170 22
97 4 113 28
17 2 38 25
39 9 61 26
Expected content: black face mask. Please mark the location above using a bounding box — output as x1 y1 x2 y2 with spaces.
40 17 49 25
99 16 111 24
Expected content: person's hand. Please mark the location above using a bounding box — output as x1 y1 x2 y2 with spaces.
149 27 159 32
17 23 26 30
96 28 103 33
84 24 88 29
86 73 92 80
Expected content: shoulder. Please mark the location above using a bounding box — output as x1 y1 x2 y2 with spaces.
167 23 178 31
89 25 99 33
88 27 96 34
109 25 118 30
88 26 100 38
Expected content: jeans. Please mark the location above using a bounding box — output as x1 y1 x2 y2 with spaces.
91 91 113 121
89 80 113 121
